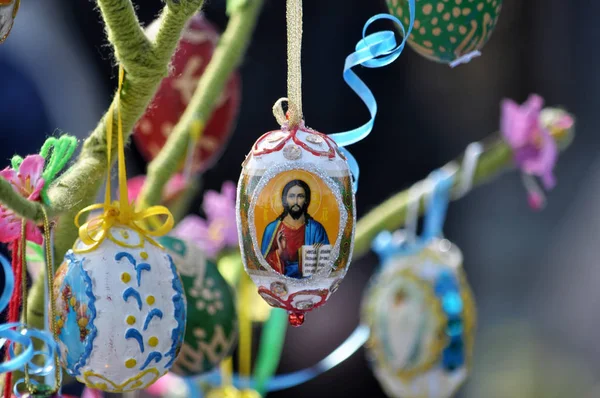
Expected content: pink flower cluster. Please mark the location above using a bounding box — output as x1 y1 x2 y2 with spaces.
0 155 45 244
172 181 238 258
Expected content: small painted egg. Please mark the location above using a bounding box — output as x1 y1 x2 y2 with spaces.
157 235 237 377
133 12 241 173
52 225 186 393
236 123 356 326
387 0 502 64
361 238 476 398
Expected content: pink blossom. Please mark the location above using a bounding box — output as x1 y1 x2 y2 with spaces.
172 181 238 258
500 94 557 190
0 155 45 244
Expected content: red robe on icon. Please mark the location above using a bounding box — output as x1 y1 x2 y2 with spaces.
264 222 306 276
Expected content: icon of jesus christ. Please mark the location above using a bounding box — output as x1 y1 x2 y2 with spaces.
260 179 329 278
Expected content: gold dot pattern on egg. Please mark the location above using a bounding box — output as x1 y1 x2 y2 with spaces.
149 336 159 347
125 358 137 368
140 252 148 260
146 295 155 305
127 315 136 325
121 272 131 283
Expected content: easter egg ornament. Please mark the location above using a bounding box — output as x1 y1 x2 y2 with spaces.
157 235 238 377
133 12 241 174
361 169 476 398
236 0 415 326
54 67 185 393
387 0 502 66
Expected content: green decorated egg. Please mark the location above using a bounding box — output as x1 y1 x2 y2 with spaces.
387 0 502 64
158 236 237 377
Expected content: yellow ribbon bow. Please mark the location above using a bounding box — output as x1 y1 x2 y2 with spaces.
74 67 174 253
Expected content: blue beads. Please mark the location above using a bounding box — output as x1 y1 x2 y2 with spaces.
442 337 465 370
433 268 466 372
446 319 463 337
442 292 463 315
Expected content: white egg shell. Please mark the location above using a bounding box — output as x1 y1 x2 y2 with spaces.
236 125 356 323
53 225 186 393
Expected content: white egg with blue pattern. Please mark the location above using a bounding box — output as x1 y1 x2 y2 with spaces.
53 225 186 393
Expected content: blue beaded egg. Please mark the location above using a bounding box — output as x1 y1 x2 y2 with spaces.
361 238 476 398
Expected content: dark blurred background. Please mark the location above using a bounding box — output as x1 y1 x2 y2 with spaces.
1 0 599 397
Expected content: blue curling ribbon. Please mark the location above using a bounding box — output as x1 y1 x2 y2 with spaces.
0 252 60 396
195 325 370 392
329 4 415 191
0 253 35 374
421 168 455 241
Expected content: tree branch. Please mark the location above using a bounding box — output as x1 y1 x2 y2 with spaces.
138 0 265 207
0 179 45 221
97 0 152 75
6 1 205 390
352 107 575 258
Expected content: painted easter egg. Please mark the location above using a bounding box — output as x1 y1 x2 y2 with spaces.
133 12 241 173
53 225 187 393
236 123 356 326
157 235 237 377
361 238 476 398
386 0 502 64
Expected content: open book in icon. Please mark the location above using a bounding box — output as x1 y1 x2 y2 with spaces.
298 244 332 277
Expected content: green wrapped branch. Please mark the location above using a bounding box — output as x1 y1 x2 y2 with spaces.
0 0 205 391
138 0 265 207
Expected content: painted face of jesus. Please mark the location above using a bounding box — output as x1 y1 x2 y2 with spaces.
285 186 307 219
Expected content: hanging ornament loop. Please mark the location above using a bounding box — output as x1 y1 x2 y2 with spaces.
273 0 304 128
286 0 303 127
75 67 174 252
371 168 455 262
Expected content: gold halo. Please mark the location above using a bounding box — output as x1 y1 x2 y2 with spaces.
268 170 323 217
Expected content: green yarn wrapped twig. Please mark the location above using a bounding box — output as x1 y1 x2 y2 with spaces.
0 1 206 391
138 0 265 207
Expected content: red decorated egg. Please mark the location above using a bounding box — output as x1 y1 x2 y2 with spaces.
134 13 241 173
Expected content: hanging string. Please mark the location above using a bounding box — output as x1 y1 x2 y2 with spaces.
285 0 303 127
75 67 174 252
34 207 61 394
273 0 303 127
